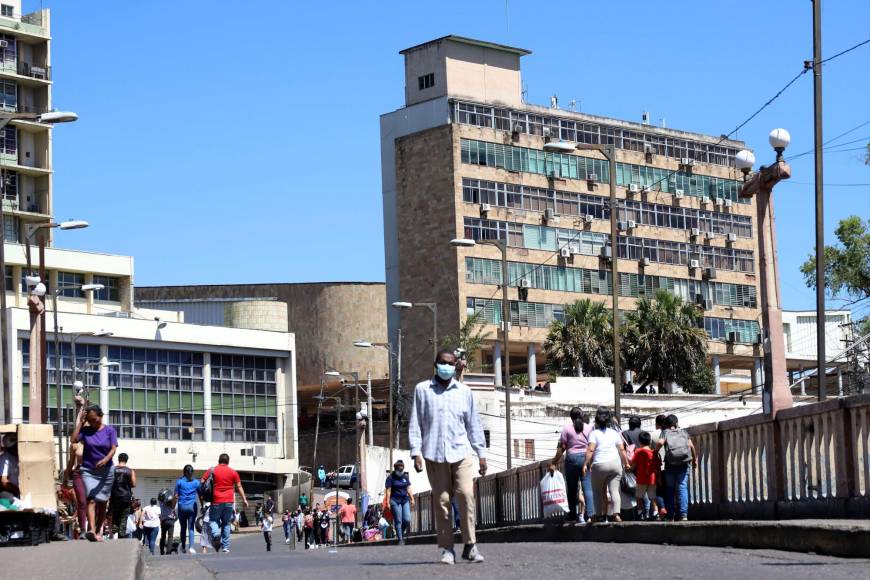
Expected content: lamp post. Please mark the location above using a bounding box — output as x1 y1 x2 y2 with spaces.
450 237 513 470
736 129 794 415
314 394 342 553
575 144 621 416
354 339 395 463
0 110 78 422
392 301 437 360
324 369 361 531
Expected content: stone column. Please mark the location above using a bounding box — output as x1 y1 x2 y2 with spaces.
753 357 763 395
527 343 536 389
799 365 806 396
203 352 212 442
712 355 721 395
493 341 502 387
837 367 843 397
99 344 109 416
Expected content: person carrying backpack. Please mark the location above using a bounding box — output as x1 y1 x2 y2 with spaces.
656 414 697 521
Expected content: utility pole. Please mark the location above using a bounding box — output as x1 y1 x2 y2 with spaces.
812 0 827 400
498 240 512 470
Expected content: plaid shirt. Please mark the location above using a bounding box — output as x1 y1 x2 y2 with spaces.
408 377 487 463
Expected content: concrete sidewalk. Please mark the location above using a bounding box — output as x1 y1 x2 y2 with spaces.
372 519 870 559
2 538 143 579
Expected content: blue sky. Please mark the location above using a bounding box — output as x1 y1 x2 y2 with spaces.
44 1 869 314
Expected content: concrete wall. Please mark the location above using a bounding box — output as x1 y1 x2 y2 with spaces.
225 300 288 332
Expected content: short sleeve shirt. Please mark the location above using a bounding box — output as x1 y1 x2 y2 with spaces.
559 422 592 455
339 504 357 524
631 447 657 485
588 428 624 465
209 464 240 504
385 472 412 502
76 425 118 469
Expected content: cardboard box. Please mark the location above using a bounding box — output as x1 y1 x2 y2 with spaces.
0 424 56 511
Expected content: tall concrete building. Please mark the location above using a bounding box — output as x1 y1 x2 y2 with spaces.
381 36 769 393
0 5 299 501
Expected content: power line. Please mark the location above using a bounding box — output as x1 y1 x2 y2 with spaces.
817 37 870 65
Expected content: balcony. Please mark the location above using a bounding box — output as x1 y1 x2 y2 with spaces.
0 11 49 40
17 61 50 81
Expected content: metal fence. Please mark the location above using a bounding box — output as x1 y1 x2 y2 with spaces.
407 394 870 535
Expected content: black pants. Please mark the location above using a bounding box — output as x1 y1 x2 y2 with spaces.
304 528 313 548
263 531 272 551
110 500 131 538
159 521 175 555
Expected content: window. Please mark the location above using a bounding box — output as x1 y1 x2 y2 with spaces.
2 215 16 242
483 429 491 448
92 276 120 302
57 271 84 298
0 125 15 155
418 72 434 90
0 80 15 111
211 354 278 443
524 439 535 460
512 439 520 459
0 5 13 18
0 33 14 64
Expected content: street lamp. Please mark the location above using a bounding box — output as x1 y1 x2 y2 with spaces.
322 369 362 528
0 110 78 423
450 237 514 470
354 339 396 463
737 129 795 415
391 301 438 360
313 393 343 553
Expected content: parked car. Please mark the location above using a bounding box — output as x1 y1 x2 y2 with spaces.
336 465 358 488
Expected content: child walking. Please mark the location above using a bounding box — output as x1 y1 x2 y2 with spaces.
630 431 659 520
261 513 274 551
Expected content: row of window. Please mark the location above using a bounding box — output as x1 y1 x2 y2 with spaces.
111 411 205 442
460 139 747 203
466 297 761 343
3 266 121 301
462 178 753 238
465 257 757 308
453 100 740 167
464 217 755 273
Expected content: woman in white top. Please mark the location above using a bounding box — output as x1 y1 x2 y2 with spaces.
582 406 631 522
141 498 162 555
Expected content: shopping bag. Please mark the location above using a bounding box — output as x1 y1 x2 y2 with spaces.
621 470 637 495
540 471 569 518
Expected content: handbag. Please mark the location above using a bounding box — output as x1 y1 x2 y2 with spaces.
621 470 637 495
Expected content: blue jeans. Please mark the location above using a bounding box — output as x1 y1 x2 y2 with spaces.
145 526 159 555
664 464 689 519
177 503 196 551
565 453 594 519
209 502 234 551
390 499 411 541
342 523 353 542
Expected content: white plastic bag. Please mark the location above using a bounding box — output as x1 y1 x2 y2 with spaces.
540 471 569 518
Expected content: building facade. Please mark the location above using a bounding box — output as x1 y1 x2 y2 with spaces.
0 6 298 498
382 36 768 393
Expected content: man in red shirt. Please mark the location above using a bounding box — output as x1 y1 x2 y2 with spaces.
338 498 357 543
203 453 248 552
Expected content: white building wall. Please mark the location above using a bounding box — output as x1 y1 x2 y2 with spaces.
782 310 851 361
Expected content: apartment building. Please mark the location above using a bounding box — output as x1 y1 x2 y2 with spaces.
381 36 771 393
0 5 298 498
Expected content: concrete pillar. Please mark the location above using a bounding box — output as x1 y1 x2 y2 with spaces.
837 367 843 397
203 352 212 442
799 365 806 396
576 362 583 378
99 344 109 417
527 344 536 389
753 357 763 395
493 341 502 387
84 273 94 315
712 355 721 395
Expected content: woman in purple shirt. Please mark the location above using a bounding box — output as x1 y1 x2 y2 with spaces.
71 401 118 541
550 407 594 523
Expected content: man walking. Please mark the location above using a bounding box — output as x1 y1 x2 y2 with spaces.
657 414 697 521
110 453 136 538
203 453 248 553
409 348 487 565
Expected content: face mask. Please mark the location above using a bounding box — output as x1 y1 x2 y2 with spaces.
436 363 455 380
394 469 404 476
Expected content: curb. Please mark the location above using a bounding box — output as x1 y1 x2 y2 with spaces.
354 520 870 559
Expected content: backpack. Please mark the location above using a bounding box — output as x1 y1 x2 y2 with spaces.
304 514 314 529
200 468 215 502
664 429 691 466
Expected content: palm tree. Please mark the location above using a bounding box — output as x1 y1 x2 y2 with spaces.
544 299 613 378
440 311 491 371
622 289 709 393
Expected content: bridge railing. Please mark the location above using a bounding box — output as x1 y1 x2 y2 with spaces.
408 393 870 533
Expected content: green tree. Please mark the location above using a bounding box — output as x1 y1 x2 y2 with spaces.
680 363 716 395
800 216 870 300
440 311 491 371
543 299 613 377
622 290 709 393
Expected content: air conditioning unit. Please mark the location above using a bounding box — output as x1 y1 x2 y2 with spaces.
584 214 594 223
480 203 492 215
726 233 738 243
627 220 637 229
702 196 712 205
702 299 713 310
706 232 718 242
674 189 685 199
640 257 651 267
588 173 599 181
600 246 612 260
690 228 701 238
617 220 628 231
542 127 552 139
0 41 7 49
704 267 717 279
724 198 733 208
689 259 701 269
715 197 724 207
641 186 651 194
513 124 524 134
727 331 739 343
628 183 640 194
543 208 556 221
560 247 572 259
681 157 694 166
519 278 531 288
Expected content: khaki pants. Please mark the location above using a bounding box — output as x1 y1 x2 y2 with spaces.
425 455 476 549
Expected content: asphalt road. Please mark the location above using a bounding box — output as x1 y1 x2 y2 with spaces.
145 533 870 580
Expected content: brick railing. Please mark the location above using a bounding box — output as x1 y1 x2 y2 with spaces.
407 394 870 534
